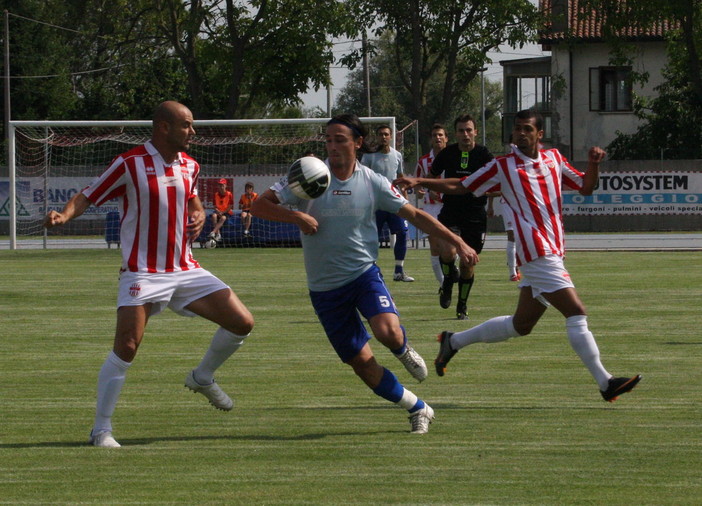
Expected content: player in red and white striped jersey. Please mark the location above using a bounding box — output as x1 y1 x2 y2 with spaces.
44 101 255 447
82 141 201 273
394 109 641 402
414 123 448 287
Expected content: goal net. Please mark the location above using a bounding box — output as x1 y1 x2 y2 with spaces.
5 117 408 250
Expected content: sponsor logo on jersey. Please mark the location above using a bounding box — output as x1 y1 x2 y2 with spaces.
332 190 351 195
161 176 181 186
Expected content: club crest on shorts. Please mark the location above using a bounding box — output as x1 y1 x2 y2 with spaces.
129 283 142 297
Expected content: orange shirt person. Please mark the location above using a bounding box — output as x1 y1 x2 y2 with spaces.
239 182 258 237
209 179 234 241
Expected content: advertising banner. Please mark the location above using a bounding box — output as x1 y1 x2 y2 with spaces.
562 171 702 215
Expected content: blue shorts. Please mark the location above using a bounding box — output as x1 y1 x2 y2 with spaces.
309 264 399 363
375 210 408 235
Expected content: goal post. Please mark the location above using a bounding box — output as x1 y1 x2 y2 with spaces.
4 116 410 250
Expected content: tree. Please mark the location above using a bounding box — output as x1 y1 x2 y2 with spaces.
336 34 504 154
342 0 539 143
581 0 702 159
152 0 357 118
2 0 360 121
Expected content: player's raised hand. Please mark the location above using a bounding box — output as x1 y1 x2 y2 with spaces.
588 146 606 164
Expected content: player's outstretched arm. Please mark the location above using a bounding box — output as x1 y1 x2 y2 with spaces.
580 146 606 196
398 204 479 266
43 193 91 228
250 189 319 235
393 176 468 195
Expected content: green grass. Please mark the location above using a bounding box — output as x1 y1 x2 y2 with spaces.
0 247 700 504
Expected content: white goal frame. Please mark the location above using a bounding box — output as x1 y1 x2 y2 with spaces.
6 117 397 250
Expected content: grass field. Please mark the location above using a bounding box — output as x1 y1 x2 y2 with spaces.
0 247 700 504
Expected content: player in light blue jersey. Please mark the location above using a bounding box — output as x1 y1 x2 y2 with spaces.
252 114 478 434
361 125 413 282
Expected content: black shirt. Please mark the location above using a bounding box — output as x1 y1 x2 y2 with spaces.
431 143 494 215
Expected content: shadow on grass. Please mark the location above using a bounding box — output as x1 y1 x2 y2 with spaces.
0 429 402 449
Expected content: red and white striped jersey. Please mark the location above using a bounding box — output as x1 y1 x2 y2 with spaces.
82 141 201 273
462 147 584 266
415 150 442 205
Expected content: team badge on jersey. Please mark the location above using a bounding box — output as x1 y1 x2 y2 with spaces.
129 283 142 297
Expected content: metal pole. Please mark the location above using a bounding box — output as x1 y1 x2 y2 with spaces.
3 10 9 140
414 120 420 248
481 68 486 146
362 32 371 117
4 10 16 249
326 66 332 117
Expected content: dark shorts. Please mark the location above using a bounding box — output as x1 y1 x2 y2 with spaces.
309 264 398 363
375 210 407 235
438 209 486 253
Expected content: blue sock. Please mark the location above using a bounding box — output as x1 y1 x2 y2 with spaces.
391 326 407 356
394 229 407 264
372 368 404 403
409 399 426 413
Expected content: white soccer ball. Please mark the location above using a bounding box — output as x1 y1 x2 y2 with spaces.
287 156 331 200
204 238 217 249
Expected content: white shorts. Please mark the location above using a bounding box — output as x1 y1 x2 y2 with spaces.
117 268 229 317
518 255 575 306
500 202 513 231
422 203 442 220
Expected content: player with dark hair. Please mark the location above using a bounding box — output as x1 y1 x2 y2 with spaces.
251 113 479 434
415 123 449 288
394 109 641 402
430 114 494 319
209 178 234 242
361 125 414 282
44 101 255 447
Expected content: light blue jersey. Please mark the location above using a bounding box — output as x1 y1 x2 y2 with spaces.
361 148 404 182
272 161 408 291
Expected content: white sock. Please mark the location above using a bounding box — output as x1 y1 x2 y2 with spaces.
396 388 419 411
566 315 611 389
93 351 131 434
193 327 248 384
430 255 444 284
395 259 404 268
451 315 519 350
506 240 517 276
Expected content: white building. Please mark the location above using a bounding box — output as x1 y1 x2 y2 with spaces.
501 0 672 161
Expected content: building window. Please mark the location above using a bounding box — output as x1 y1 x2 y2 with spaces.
503 74 552 143
590 67 632 112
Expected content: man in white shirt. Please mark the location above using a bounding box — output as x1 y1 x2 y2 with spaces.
361 125 414 282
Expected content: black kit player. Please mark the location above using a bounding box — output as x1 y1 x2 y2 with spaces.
430 114 493 319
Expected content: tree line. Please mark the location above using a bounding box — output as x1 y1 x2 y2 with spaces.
2 0 700 160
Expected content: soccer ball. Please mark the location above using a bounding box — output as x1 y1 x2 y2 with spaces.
287 156 331 200
204 238 217 249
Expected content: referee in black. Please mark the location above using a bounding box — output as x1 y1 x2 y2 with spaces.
430 114 494 319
